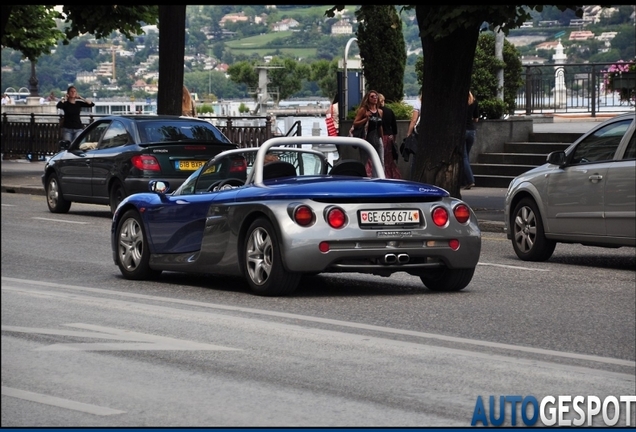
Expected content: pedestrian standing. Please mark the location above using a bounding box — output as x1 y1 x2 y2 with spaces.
56 86 95 142
352 90 383 172
463 91 479 189
378 93 401 179
406 92 421 179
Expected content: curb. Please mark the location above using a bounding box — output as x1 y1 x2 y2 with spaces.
1 185 508 233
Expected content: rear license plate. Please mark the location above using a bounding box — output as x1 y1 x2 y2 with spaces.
176 160 206 171
359 209 420 226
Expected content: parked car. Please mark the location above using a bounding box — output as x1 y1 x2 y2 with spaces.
505 112 635 261
111 136 482 296
42 115 237 214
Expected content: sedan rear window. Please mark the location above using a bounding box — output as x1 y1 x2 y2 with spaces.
139 120 231 144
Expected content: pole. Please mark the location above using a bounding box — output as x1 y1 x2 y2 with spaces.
343 38 358 119
495 27 504 102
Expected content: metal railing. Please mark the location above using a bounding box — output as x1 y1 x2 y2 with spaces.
516 61 635 116
0 113 282 158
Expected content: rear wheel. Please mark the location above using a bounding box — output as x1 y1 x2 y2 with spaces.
46 173 71 213
511 197 556 261
243 218 301 296
420 267 475 292
115 210 161 280
110 181 126 214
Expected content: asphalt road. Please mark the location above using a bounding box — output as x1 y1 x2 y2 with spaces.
2 194 634 427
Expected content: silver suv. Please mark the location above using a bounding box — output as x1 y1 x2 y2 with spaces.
504 112 635 261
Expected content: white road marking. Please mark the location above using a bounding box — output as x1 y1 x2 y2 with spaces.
32 217 88 224
2 277 632 369
1 386 126 416
1 323 241 352
478 262 550 271
1 203 16 207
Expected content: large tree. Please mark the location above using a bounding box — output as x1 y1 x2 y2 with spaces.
329 5 583 198
356 5 406 103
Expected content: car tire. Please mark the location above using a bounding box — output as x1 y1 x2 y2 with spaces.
115 209 162 280
46 173 71 213
419 267 475 292
511 197 556 261
110 181 126 214
243 218 301 296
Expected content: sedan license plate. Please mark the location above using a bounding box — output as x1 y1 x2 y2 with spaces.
176 160 206 171
359 209 420 226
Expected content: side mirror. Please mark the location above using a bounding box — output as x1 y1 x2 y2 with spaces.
546 151 566 166
149 180 170 194
59 140 71 151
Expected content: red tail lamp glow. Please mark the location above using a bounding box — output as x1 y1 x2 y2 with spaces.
131 155 161 171
326 207 346 229
319 241 330 253
449 239 460 250
453 204 470 224
432 207 449 227
294 205 314 226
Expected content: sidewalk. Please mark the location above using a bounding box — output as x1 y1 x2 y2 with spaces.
0 117 606 234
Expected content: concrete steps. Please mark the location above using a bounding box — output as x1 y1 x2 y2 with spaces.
474 133 581 188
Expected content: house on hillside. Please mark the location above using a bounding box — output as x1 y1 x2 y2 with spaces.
220 12 249 27
330 20 352 36
521 56 548 65
132 79 158 94
76 71 98 84
272 18 299 32
569 31 595 41
535 40 560 52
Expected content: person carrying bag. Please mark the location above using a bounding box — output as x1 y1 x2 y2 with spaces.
325 96 339 137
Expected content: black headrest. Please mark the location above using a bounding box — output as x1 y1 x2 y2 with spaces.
330 159 367 177
262 160 297 180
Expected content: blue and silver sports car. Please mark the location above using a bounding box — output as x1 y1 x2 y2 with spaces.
111 136 482 296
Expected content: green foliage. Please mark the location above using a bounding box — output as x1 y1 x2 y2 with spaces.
238 102 250 114
356 5 406 102
478 98 507 120
386 101 414 120
197 104 214 114
472 32 524 118
2 6 64 61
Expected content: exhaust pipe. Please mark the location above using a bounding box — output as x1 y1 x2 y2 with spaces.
384 254 397 264
397 254 410 264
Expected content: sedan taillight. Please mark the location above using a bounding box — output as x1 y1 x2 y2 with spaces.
131 155 161 171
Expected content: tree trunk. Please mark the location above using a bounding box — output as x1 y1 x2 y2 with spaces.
413 7 481 199
157 5 186 115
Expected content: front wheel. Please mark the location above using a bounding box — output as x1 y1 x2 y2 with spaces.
115 210 161 280
243 218 300 296
420 267 475 292
46 173 71 213
511 197 556 261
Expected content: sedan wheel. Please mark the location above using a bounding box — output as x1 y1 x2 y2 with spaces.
110 181 126 214
243 218 300 296
115 210 161 280
46 173 71 213
511 197 556 261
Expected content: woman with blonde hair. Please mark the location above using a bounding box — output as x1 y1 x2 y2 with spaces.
182 86 197 117
351 90 384 170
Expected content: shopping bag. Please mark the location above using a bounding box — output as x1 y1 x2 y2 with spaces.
325 116 338 136
400 132 418 162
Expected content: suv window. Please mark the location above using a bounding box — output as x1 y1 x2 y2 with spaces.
570 119 632 164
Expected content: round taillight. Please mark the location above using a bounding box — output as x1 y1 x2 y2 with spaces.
326 207 346 229
432 207 449 227
294 205 313 226
319 241 330 253
449 239 460 250
454 204 470 224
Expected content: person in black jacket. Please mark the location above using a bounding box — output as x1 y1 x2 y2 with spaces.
56 86 95 143
463 91 479 189
378 93 402 179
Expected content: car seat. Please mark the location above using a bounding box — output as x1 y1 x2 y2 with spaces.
262 161 297 180
330 159 367 177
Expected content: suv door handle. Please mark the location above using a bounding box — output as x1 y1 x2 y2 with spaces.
589 174 603 182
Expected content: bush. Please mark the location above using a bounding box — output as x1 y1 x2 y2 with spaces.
478 99 507 120
197 104 214 114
